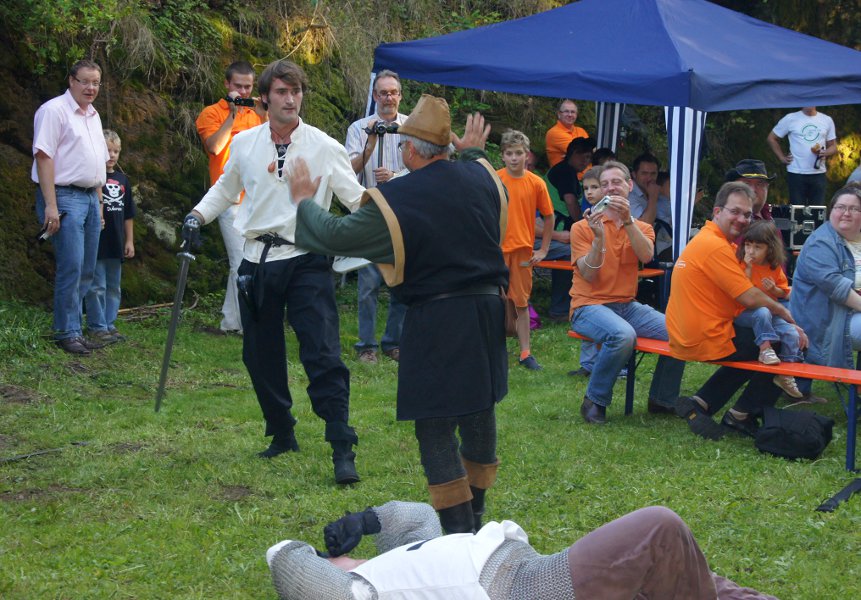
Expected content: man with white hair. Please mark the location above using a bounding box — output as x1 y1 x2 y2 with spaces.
290 97 507 535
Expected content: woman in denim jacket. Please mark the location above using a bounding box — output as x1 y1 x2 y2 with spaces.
790 186 861 396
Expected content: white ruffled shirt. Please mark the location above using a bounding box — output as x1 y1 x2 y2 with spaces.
194 119 364 263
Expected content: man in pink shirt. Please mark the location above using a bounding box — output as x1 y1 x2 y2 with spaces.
32 59 110 355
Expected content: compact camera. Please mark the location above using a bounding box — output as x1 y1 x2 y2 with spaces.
226 96 255 108
592 196 612 214
364 122 399 136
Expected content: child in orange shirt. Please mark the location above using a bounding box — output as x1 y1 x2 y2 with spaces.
497 130 554 370
733 221 803 398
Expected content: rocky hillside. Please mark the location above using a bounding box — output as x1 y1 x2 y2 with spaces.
1 0 859 308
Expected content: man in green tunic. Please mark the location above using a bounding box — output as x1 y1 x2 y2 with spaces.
288 97 508 534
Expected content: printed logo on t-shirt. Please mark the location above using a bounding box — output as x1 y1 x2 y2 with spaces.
800 124 822 143
104 177 125 212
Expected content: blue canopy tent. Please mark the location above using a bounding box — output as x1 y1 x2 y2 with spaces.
370 0 861 259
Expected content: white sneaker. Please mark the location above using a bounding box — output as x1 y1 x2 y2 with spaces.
773 375 803 398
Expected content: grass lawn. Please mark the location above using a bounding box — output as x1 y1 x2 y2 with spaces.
0 279 859 599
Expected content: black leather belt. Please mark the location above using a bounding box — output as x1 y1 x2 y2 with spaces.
249 233 295 317
56 184 98 194
416 284 501 306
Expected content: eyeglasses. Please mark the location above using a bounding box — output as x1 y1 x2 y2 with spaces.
72 77 101 88
719 207 753 220
832 204 861 214
375 91 400 98
398 141 406 152
559 110 577 114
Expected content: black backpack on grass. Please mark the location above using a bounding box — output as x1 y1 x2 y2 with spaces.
755 407 834 460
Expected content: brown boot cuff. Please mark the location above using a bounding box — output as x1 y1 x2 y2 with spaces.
428 476 473 510
462 458 500 490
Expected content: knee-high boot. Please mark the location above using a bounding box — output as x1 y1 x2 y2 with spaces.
463 458 499 531
428 476 475 534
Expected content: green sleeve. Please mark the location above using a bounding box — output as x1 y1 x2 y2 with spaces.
295 200 395 263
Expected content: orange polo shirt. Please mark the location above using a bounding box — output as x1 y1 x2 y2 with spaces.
196 99 263 188
545 121 588 167
569 216 654 312
497 169 553 253
666 220 754 361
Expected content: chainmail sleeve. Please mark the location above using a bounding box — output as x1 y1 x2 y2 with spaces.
267 540 369 600
479 540 575 600
371 501 443 554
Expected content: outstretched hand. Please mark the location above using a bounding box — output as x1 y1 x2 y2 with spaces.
451 112 491 151
323 508 381 557
287 157 321 205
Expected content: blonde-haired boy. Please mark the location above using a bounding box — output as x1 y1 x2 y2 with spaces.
497 130 554 370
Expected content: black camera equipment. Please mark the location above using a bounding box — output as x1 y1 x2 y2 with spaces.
363 122 399 136
226 96 255 108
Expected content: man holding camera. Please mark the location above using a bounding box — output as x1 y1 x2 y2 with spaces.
185 59 364 485
569 161 684 424
196 61 267 334
344 69 408 363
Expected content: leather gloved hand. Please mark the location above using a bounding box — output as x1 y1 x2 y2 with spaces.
181 213 202 250
323 508 381 557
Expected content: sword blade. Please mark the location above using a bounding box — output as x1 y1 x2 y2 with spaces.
155 250 195 412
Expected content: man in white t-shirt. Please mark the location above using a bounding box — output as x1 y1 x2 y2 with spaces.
767 107 837 206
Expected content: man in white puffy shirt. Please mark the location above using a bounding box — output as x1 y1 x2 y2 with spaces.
184 59 363 485
266 501 779 599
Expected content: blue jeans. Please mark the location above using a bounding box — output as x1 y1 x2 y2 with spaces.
85 258 122 332
356 265 406 352
571 301 685 407
537 238 573 318
36 186 101 340
733 306 801 362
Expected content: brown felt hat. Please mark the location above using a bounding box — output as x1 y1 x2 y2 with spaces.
398 94 451 146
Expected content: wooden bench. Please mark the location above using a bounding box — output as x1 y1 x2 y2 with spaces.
567 330 861 471
535 260 669 309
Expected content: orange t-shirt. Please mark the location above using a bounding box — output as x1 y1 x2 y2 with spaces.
545 121 588 167
666 220 754 361
497 169 553 253
568 216 654 311
196 99 263 187
734 262 791 316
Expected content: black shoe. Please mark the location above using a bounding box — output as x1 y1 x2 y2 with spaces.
258 431 300 458
81 336 107 350
332 446 360 485
580 396 606 424
675 397 724 441
567 367 591 378
720 411 759 438
56 337 92 355
519 354 542 370
647 398 676 415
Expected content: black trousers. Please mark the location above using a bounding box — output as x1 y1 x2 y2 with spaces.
696 325 781 416
238 253 350 437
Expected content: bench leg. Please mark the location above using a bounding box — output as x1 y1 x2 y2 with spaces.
625 351 636 416
848 385 857 472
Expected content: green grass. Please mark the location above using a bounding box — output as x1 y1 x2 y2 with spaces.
0 282 859 599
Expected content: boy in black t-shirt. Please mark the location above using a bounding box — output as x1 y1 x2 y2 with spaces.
84 130 136 343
